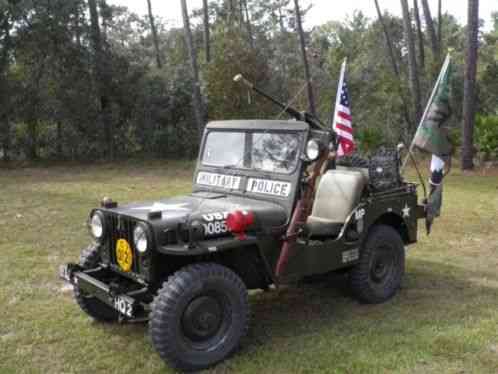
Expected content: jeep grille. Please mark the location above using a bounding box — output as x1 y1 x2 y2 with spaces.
106 214 141 275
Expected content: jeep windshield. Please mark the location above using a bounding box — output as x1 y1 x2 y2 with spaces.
202 131 302 174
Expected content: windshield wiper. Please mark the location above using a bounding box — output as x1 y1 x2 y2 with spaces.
221 164 240 169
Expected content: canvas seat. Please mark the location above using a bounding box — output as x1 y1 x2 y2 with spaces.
307 167 369 237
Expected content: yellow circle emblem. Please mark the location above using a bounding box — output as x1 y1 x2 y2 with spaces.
116 239 133 272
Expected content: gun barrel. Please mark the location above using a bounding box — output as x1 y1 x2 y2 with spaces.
234 74 303 120
233 74 325 130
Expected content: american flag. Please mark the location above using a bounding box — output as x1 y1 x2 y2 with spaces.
333 63 355 156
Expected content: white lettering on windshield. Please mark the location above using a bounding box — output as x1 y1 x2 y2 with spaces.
197 172 241 190
246 178 292 197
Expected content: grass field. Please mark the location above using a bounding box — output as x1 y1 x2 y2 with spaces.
1 161 498 374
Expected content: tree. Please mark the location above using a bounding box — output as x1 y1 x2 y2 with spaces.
293 0 317 117
462 0 479 170
438 0 442 47
202 0 210 63
373 1 401 85
413 0 425 72
420 0 440 64
241 0 254 48
0 0 495 162
0 7 12 162
206 28 273 120
146 0 162 68
226 0 234 24
88 0 114 159
373 0 413 131
401 0 422 124
180 0 204 138
73 1 83 47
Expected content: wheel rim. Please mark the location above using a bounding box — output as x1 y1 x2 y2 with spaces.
181 292 231 351
369 246 396 286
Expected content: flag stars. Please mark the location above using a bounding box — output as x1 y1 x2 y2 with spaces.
340 86 350 106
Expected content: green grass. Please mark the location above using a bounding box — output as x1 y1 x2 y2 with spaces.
1 161 498 374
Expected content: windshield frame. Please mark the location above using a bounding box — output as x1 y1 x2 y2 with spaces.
200 129 305 176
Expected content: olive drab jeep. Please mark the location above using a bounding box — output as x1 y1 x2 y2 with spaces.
60 75 427 371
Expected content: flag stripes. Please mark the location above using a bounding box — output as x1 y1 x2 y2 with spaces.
332 59 354 157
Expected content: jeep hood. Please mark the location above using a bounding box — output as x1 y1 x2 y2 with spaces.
103 191 288 230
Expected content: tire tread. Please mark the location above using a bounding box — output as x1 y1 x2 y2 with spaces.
149 263 250 371
350 225 405 304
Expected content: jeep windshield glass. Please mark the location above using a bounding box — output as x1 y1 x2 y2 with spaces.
202 131 301 174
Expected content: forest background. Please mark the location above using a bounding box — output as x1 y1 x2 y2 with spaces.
0 0 496 170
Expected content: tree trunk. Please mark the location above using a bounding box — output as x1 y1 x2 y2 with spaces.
420 0 440 64
374 0 413 131
99 0 109 40
242 0 254 48
462 0 479 171
227 0 234 24
180 0 204 138
293 0 317 117
147 0 162 69
438 0 442 47
1 119 10 162
27 120 38 160
374 0 401 77
74 2 82 48
1 15 11 162
401 0 422 124
88 0 113 159
202 0 211 63
276 3 289 100
24 57 45 161
238 0 244 28
413 0 425 72
56 121 63 159
277 2 286 33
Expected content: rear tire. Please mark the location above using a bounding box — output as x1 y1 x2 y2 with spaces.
149 263 250 371
350 225 405 304
73 244 119 322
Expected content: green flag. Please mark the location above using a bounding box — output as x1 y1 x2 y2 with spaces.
413 55 452 157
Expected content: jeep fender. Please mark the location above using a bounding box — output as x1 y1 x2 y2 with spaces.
361 195 418 245
371 212 413 244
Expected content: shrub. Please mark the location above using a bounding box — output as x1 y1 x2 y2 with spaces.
475 115 498 159
356 127 385 154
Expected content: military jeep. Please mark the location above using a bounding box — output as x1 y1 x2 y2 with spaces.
60 81 426 371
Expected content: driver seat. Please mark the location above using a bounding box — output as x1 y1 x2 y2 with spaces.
307 167 368 237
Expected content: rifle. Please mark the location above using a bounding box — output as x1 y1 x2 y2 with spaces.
275 150 333 277
233 74 336 278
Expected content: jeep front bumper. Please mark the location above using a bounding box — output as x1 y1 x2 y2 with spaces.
59 264 149 321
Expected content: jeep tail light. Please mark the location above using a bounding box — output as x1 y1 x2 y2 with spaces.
226 210 255 240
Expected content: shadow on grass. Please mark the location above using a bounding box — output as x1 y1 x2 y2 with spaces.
92 257 498 368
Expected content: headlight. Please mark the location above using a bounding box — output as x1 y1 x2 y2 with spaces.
89 212 105 241
306 139 322 161
133 224 149 254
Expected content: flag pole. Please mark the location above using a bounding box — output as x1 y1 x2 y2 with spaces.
332 58 347 126
400 54 451 174
331 58 347 154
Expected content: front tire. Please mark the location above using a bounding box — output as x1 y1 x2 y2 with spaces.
149 263 250 371
73 244 119 322
350 225 405 304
